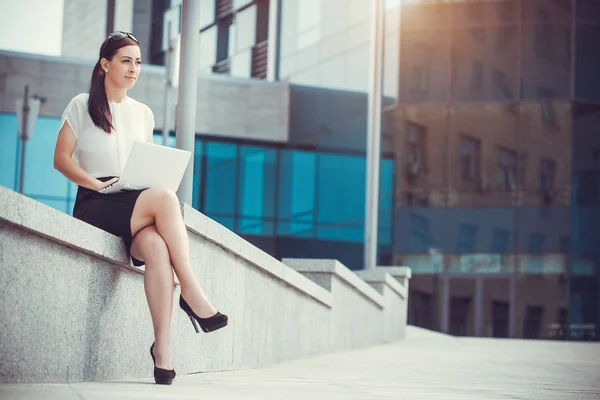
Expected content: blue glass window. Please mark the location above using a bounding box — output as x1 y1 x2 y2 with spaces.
456 224 478 253
278 150 316 237
316 153 365 242
204 141 238 230
0 113 19 190
378 159 394 246
192 139 203 210
239 145 276 235
491 229 511 253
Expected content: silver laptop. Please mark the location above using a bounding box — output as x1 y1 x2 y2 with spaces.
99 141 191 194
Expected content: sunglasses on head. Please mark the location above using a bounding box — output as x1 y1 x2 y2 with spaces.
108 31 139 43
100 31 139 55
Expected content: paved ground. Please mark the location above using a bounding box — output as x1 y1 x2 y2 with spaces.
2 327 600 400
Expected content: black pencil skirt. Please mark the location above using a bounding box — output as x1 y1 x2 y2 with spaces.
73 177 146 266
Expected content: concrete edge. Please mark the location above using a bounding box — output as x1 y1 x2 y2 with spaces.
281 258 386 309
355 270 407 299
0 185 337 308
181 204 333 308
0 187 140 272
376 265 412 280
0 50 291 89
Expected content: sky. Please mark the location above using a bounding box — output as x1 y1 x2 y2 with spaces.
0 0 64 56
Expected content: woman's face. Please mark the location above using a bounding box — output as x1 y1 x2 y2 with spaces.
103 45 142 89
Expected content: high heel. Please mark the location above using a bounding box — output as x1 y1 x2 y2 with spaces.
150 343 176 385
179 295 228 333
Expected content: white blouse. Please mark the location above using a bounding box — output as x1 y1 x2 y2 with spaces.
60 93 155 178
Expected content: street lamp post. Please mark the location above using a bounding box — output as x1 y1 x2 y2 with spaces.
364 0 385 270
16 85 43 194
175 0 201 205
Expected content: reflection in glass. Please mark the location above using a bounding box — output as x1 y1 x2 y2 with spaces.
575 24 600 101
521 24 571 100
278 150 316 237
0 114 19 190
192 140 203 210
239 146 276 235
204 142 238 230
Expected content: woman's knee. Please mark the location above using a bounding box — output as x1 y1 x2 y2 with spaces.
134 227 170 264
145 188 180 211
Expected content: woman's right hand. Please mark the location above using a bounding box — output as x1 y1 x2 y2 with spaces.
93 177 119 192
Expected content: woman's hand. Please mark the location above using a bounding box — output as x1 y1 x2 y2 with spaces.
93 177 119 192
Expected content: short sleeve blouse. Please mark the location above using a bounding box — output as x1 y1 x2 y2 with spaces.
60 93 155 178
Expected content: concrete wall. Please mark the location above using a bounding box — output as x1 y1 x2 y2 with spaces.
0 51 290 143
62 0 108 60
0 186 410 383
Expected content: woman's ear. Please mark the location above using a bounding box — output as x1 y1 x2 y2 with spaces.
100 58 109 72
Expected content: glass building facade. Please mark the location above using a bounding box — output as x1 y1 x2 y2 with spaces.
0 113 394 271
379 0 599 341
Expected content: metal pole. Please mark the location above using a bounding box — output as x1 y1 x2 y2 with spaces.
19 85 30 194
163 21 172 146
364 0 385 270
266 0 282 81
175 0 202 205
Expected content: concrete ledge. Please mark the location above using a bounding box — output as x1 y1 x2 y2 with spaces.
376 266 412 287
181 205 333 308
355 269 408 299
0 186 410 383
0 184 143 275
282 258 385 309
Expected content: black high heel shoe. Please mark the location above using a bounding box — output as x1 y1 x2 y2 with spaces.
179 295 228 333
150 343 176 385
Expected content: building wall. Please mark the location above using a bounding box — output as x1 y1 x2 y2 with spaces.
0 51 290 142
392 0 600 340
278 0 400 98
62 0 109 60
113 0 135 34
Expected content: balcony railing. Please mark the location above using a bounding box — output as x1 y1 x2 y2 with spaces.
251 40 268 79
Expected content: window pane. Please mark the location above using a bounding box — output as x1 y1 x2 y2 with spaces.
316 153 365 242
192 140 203 210
521 23 571 100
23 117 70 199
204 142 238 230
199 25 217 71
239 145 276 235
575 23 600 102
399 28 450 103
235 5 257 52
278 150 316 237
0 114 19 190
379 159 394 246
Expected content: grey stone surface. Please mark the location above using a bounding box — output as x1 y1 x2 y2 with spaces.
282 258 409 349
356 270 407 299
0 187 410 383
182 205 333 307
0 51 290 143
376 266 411 287
2 331 599 399
283 259 385 308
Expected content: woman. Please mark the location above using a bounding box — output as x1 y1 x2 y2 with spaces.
53 31 228 385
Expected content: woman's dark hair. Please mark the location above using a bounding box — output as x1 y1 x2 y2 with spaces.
88 34 139 133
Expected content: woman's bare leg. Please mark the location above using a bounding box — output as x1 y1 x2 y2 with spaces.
131 188 217 318
130 225 174 370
